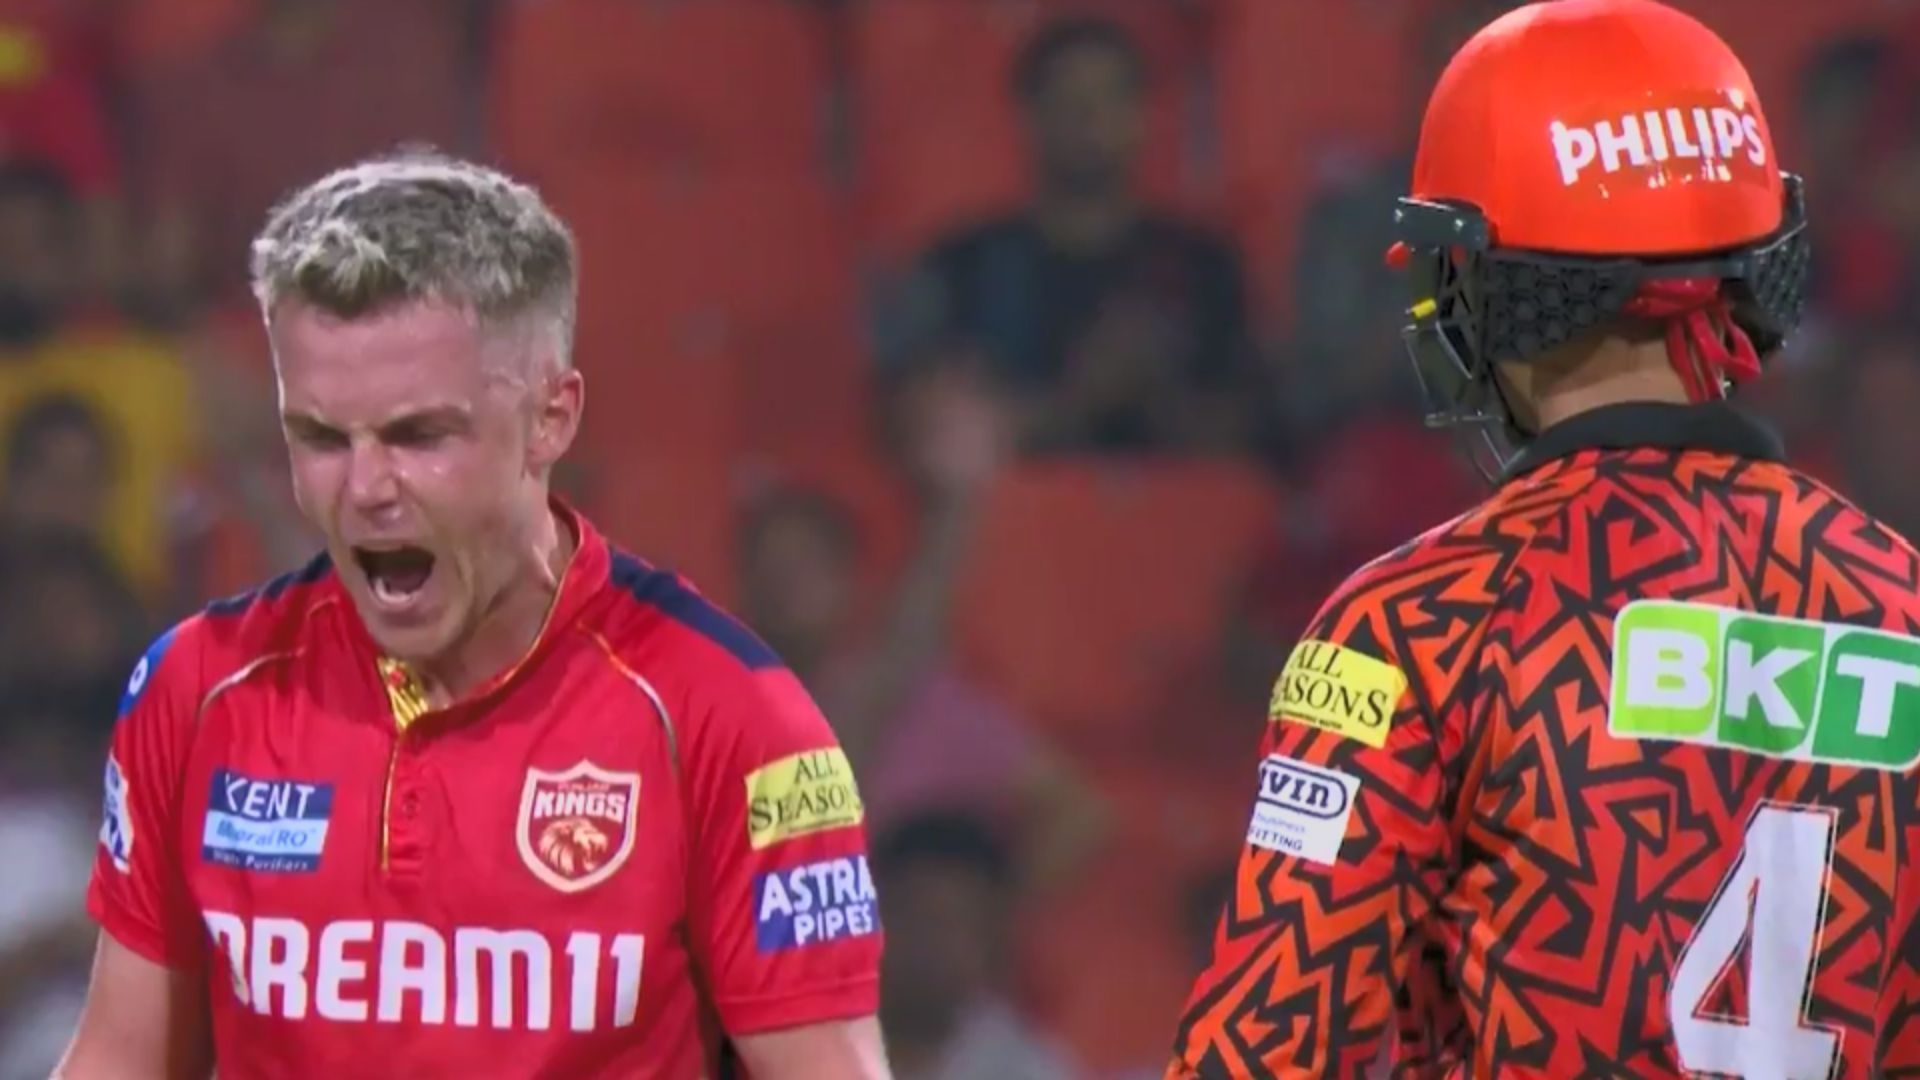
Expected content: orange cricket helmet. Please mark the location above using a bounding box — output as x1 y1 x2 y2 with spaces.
1391 0 1810 476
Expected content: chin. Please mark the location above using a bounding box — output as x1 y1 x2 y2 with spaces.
354 599 460 664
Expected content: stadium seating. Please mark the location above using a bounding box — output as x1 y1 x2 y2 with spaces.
1021 754 1252 1073
849 0 1199 263
97 0 252 65
555 170 866 453
954 457 1280 750
1214 0 1425 335
494 0 832 190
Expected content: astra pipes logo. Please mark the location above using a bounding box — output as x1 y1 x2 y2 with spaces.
1550 92 1768 187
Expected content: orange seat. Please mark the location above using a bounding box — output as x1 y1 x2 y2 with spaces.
1020 754 1251 1073
556 172 866 463
851 0 1197 262
954 458 1279 749
1215 0 1422 334
109 0 253 65
494 0 831 187
595 438 742 610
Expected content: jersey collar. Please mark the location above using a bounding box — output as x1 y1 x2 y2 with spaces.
364 498 610 729
1501 401 1787 484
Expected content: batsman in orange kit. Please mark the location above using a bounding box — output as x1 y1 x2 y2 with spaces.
1168 2 1920 1077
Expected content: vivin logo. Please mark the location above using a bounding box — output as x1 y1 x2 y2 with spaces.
1609 599 1920 771
1257 758 1351 820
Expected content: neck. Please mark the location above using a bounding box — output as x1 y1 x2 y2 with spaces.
1034 185 1136 256
417 504 572 704
1516 331 1692 431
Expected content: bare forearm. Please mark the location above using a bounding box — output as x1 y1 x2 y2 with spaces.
732 1016 892 1080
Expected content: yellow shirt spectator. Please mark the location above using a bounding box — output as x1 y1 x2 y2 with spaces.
0 326 199 602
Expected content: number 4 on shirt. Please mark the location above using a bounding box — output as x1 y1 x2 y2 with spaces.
1669 803 1844 1080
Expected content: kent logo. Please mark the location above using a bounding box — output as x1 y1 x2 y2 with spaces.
202 769 335 872
1609 599 1920 771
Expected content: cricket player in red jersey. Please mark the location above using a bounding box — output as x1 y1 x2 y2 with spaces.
57 152 890 1079
1169 2 1920 1076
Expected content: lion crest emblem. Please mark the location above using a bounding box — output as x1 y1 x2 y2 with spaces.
516 762 640 893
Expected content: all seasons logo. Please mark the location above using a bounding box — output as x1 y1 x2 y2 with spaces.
1609 599 1920 771
744 748 865 850
1269 640 1408 748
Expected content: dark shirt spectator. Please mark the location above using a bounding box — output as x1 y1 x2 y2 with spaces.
875 812 1078 1080
889 16 1256 456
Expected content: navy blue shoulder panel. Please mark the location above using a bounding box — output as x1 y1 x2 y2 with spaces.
205 552 334 618
606 552 781 671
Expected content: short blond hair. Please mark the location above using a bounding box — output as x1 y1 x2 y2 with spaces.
250 148 577 367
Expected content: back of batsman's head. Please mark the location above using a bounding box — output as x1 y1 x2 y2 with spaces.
1392 0 1810 469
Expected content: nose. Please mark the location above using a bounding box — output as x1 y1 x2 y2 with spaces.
344 435 402 516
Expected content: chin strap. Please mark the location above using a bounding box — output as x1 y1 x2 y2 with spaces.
1621 278 1761 403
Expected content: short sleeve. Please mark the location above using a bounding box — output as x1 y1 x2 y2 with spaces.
1171 572 1455 1077
683 666 882 1035
85 621 208 971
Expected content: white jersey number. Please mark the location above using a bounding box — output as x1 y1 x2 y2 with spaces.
1669 803 1843 1080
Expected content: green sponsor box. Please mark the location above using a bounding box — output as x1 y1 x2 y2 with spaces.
1610 600 1920 771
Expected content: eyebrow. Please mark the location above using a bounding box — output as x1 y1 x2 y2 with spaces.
281 405 474 436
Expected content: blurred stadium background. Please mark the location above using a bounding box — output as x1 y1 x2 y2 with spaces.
0 0 1915 1076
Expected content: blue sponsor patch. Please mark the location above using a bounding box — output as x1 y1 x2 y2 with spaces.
100 754 133 872
753 854 880 953
202 769 334 873
118 626 179 718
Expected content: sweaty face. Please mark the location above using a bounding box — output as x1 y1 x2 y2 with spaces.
273 301 553 663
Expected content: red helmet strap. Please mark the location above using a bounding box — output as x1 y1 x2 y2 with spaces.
1621 277 1762 403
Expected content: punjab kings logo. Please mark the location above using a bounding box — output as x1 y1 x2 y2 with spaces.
516 762 640 893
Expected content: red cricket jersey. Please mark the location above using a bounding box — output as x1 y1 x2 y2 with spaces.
88 507 881 1078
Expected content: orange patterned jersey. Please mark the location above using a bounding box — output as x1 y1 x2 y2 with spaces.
1169 404 1920 1079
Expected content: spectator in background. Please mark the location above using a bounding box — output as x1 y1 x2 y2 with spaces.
0 534 147 744
1273 159 1419 446
1795 34 1901 323
0 5 126 306
0 532 147 1080
875 812 1077 1080
0 162 201 610
129 0 473 307
0 394 111 542
738 372 1104 891
1838 330 1920 540
886 16 1257 457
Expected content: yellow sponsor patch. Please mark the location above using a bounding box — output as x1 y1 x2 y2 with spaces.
744 748 865 850
1269 640 1407 748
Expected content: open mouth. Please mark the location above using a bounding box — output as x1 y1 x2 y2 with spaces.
353 545 436 608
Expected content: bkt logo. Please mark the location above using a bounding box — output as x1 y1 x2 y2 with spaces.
1610 599 1920 771
753 856 879 953
1257 758 1351 820
203 914 645 1032
1551 99 1767 186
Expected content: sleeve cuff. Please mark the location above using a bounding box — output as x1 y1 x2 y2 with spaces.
86 886 201 972
716 975 880 1035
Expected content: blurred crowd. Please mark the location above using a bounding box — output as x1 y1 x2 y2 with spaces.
2 1 1919 1077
